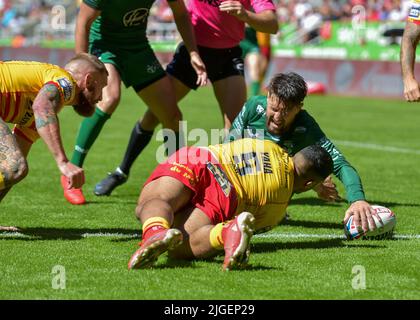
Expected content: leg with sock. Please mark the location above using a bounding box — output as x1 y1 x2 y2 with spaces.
128 199 183 270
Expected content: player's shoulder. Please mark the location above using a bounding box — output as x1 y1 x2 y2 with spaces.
295 109 318 125
245 95 267 115
43 66 77 104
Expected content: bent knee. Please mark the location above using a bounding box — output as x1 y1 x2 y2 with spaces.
1 158 28 187
98 94 120 114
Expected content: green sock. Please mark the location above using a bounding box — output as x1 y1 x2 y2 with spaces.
250 81 261 96
71 107 111 167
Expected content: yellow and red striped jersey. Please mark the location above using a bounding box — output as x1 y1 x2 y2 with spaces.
0 61 77 127
209 138 294 232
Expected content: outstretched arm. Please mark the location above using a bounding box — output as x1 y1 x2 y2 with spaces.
169 0 208 86
401 20 420 101
32 83 84 188
317 138 378 233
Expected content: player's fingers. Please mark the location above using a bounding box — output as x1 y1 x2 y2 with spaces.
371 207 384 227
343 210 352 224
366 210 376 231
352 211 361 231
359 211 368 233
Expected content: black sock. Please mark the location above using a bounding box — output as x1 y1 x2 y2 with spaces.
119 122 154 175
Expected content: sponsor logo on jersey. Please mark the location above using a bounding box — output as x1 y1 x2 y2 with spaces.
18 100 34 126
294 126 307 134
57 77 73 102
409 6 420 19
256 104 265 115
146 61 160 73
206 162 232 197
123 8 149 27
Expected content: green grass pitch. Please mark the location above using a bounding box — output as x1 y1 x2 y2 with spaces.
0 86 419 299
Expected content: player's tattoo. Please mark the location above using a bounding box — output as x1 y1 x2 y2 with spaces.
0 120 26 189
33 83 61 129
401 22 420 78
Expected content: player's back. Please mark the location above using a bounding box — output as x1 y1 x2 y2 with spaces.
0 61 75 125
0 61 60 93
209 138 294 231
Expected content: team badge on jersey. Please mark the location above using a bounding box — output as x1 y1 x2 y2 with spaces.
408 1 420 24
57 77 73 102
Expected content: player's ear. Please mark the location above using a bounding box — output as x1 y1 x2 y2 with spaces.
304 179 315 190
84 72 93 88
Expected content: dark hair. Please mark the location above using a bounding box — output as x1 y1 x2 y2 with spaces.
299 145 333 180
268 72 308 107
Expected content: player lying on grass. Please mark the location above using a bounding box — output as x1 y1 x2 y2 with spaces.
227 72 378 234
127 138 333 270
0 53 108 230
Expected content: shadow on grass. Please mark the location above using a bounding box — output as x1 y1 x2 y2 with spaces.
280 219 344 229
291 197 420 208
289 197 346 206
0 227 139 241
83 199 138 205
251 238 385 253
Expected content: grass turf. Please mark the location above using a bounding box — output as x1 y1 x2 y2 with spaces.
0 87 419 299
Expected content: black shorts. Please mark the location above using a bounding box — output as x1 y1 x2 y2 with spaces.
166 43 244 90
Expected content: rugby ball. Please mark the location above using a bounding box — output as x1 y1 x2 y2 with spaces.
344 205 396 240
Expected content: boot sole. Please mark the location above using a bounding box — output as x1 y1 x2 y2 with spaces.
128 229 183 270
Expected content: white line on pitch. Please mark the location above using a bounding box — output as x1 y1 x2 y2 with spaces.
254 233 420 240
0 232 419 240
334 140 420 155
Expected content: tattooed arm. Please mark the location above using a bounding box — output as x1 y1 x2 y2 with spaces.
32 83 85 188
401 21 420 102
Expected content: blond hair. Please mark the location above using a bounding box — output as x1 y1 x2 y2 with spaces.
65 52 108 76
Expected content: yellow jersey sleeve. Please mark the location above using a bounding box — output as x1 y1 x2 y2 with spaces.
209 138 294 232
408 0 420 24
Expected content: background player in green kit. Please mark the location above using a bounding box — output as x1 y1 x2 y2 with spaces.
240 26 263 96
61 0 207 205
227 72 376 234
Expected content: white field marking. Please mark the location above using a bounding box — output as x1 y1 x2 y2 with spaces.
334 140 420 155
0 231 419 240
254 233 420 240
81 232 140 238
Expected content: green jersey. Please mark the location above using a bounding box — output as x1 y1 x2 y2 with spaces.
228 95 366 203
84 0 176 50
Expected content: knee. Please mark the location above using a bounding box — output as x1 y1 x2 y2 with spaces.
2 157 28 186
98 94 120 114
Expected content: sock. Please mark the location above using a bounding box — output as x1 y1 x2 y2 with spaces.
209 222 225 250
142 217 171 240
250 81 261 96
0 172 5 190
118 122 154 175
71 107 111 167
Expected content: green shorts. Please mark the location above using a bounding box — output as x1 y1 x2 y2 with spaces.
89 41 166 92
240 38 260 59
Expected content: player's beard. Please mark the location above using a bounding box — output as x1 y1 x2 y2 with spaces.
72 92 95 117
